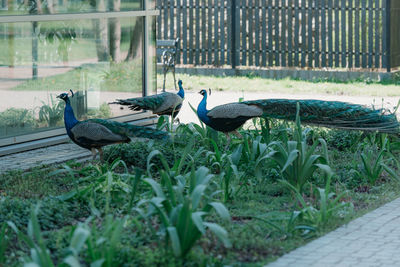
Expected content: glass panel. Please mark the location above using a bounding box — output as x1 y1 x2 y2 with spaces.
148 15 156 94
0 16 144 141
0 0 143 16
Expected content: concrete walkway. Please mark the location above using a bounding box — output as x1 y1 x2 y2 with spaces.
0 143 90 173
267 197 400 267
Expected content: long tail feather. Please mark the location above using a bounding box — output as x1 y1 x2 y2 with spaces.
243 99 400 134
88 119 170 140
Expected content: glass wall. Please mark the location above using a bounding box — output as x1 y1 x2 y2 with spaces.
0 2 158 148
0 0 143 15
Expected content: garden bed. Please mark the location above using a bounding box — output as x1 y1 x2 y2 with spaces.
1 115 400 266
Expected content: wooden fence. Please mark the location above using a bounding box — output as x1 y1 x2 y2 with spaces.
156 0 400 71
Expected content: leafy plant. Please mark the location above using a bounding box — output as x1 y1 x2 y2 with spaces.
0 223 9 264
57 159 132 213
270 104 332 193
0 108 35 129
137 165 231 258
280 173 352 232
8 205 56 266
83 215 126 267
38 95 64 127
353 140 400 185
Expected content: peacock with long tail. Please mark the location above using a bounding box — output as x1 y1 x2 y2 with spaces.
197 89 400 145
110 79 185 118
57 90 169 161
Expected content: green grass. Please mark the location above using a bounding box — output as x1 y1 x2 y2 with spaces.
160 73 400 97
2 118 400 266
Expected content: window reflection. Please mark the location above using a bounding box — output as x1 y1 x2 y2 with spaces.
0 16 144 140
0 0 143 16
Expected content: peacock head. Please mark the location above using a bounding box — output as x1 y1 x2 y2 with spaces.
199 89 211 97
56 90 74 102
178 80 182 87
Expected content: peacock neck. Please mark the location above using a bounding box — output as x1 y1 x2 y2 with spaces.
197 94 211 125
63 99 79 134
177 85 185 98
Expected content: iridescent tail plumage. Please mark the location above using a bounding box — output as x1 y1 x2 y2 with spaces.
242 99 400 134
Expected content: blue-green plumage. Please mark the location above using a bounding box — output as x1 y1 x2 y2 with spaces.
197 89 400 137
57 91 169 160
111 80 185 118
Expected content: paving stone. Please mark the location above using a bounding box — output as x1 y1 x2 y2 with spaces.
267 197 400 267
0 142 91 173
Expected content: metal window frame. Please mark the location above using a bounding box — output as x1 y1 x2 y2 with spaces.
0 4 160 156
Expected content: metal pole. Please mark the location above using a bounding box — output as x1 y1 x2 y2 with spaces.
386 0 391 73
231 0 236 69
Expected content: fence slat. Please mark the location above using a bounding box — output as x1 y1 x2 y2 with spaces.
195 0 200 65
315 0 320 68
157 0 162 39
274 0 279 66
328 0 333 67
214 0 219 65
355 0 360 67
169 0 174 39
375 0 380 68
321 0 326 67
340 0 346 67
241 0 247 65
307 0 313 67
294 0 300 66
268 0 273 66
207 0 212 64
348 0 353 68
281 0 287 67
361 0 367 68
261 0 267 66
226 0 231 65
382 0 387 68
201 0 206 65
334 0 339 67
182 0 188 64
300 0 306 67
248 0 254 66
176 0 181 64
220 0 225 64
287 0 293 67
255 0 260 66
189 0 194 64
369 0 374 68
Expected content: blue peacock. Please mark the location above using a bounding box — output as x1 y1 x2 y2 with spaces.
197 89 400 145
57 90 169 160
111 79 185 118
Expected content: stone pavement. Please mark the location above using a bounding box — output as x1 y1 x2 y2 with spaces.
0 142 91 173
267 197 400 267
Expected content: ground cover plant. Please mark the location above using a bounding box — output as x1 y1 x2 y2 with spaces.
1 111 400 266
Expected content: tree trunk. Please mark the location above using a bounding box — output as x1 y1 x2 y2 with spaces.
92 0 109 61
109 0 121 62
125 18 143 61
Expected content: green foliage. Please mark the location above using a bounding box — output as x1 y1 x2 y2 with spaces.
0 222 9 264
280 173 352 232
353 139 400 185
0 107 35 129
138 163 231 258
270 105 332 193
101 61 143 92
86 103 112 119
38 95 65 127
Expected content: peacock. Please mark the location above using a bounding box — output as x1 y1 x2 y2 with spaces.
197 89 400 145
110 79 185 119
57 90 169 161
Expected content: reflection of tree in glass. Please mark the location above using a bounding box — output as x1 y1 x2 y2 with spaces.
41 24 77 64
